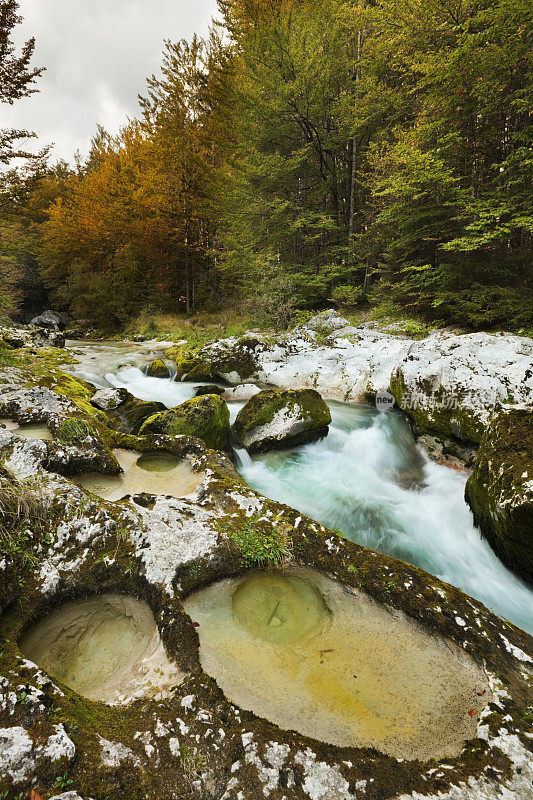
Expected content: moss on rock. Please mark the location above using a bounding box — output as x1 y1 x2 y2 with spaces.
232 388 331 453
465 408 533 583
104 393 167 435
166 344 212 382
145 359 170 379
139 394 231 451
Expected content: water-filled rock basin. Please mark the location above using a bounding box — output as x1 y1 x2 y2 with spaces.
73 448 204 501
184 569 490 760
20 594 183 703
0 420 53 440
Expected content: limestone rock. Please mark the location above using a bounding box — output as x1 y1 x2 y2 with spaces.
29 310 69 331
292 309 350 336
465 407 533 582
145 359 170 379
104 394 166 435
90 388 129 411
139 394 231 451
390 331 533 444
232 388 331 453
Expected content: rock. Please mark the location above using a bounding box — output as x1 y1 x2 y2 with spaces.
0 439 531 800
232 388 331 453
46 418 121 476
167 327 532 450
416 433 476 471
30 310 69 331
104 393 167 435
0 324 65 349
465 407 533 583
90 388 129 411
222 383 261 402
390 331 533 444
139 394 231 451
293 309 351 336
132 334 146 342
32 328 65 348
145 359 170 379
194 384 225 397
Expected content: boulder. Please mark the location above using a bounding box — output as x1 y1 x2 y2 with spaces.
194 384 225 397
139 394 231 451
390 332 533 444
104 393 166 435
145 359 170 379
293 309 350 337
90 388 129 411
232 388 331 453
465 407 533 583
29 310 69 331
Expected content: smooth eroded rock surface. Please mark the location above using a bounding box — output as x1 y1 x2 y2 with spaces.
184 569 490 760
74 448 205 501
20 594 183 703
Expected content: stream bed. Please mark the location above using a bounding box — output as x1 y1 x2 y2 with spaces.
65 341 533 634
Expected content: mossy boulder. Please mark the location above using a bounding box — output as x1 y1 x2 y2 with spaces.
139 394 231 451
232 388 331 454
145 359 170 379
465 407 533 583
104 393 166 435
166 344 213 382
194 384 225 397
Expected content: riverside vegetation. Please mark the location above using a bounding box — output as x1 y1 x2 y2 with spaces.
0 0 532 335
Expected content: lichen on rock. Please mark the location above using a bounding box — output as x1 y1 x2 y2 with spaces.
232 388 331 453
465 407 533 583
139 394 231 452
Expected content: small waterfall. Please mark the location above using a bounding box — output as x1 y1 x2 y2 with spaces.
234 447 253 470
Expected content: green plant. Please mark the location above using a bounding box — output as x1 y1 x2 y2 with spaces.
57 417 93 445
180 745 207 781
330 284 366 310
0 470 48 568
229 517 291 567
54 771 74 790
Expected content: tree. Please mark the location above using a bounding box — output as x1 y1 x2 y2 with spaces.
0 0 45 164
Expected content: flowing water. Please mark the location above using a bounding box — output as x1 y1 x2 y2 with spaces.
65 341 533 634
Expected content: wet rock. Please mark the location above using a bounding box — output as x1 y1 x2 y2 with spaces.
417 433 477 470
90 388 129 411
145 359 170 379
104 394 166 435
194 384 225 397
465 407 533 583
232 388 331 453
139 394 231 451
29 310 69 331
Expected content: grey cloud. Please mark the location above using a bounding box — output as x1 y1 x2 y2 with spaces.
3 0 218 161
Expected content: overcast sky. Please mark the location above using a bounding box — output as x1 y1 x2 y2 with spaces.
3 0 218 163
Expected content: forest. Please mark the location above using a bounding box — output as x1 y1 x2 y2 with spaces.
1 0 532 332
